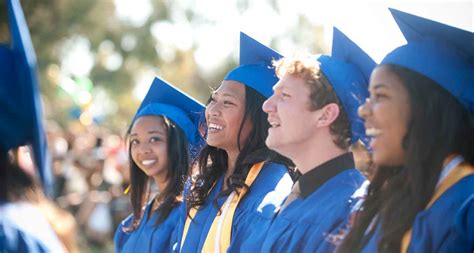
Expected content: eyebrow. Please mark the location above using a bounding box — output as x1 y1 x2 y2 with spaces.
212 91 238 99
130 130 165 137
371 83 389 90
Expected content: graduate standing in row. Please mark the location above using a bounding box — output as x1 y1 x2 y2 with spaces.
114 77 204 252
338 9 474 253
260 28 374 252
177 32 294 253
0 0 64 251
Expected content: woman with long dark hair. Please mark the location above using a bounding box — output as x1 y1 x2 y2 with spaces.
337 9 474 253
114 77 204 253
177 33 294 253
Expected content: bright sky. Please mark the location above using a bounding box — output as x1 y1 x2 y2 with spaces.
106 0 472 100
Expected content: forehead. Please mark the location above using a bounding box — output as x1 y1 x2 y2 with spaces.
131 116 166 133
369 66 406 92
275 73 310 93
214 80 246 98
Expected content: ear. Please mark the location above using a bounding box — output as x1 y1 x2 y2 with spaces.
316 103 340 127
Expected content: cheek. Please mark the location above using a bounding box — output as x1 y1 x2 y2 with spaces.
155 144 168 157
130 147 138 163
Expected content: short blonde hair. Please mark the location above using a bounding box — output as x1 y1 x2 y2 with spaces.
273 56 352 149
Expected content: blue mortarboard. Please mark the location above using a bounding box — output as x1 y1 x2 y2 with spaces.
224 32 283 98
133 77 205 146
317 27 376 145
382 8 474 112
0 0 52 194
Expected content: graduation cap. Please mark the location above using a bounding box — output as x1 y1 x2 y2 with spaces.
224 32 283 98
134 77 205 145
317 27 376 145
0 0 52 194
382 8 474 112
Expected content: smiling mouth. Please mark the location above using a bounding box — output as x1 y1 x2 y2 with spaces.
365 128 382 137
208 123 223 132
268 118 281 128
141 159 157 166
269 122 280 128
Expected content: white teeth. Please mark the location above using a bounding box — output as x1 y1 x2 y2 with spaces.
141 159 156 166
270 122 280 127
366 128 382 137
268 120 280 127
208 123 223 130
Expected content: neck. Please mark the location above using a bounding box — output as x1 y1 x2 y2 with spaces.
223 148 240 189
153 175 169 196
290 133 347 175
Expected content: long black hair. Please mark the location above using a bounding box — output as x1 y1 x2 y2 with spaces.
186 84 295 216
125 116 189 231
337 64 474 253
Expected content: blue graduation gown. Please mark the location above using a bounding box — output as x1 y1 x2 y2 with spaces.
361 174 474 253
176 162 292 253
115 201 181 253
0 201 64 252
261 169 367 253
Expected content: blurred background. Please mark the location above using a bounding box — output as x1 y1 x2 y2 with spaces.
0 0 471 252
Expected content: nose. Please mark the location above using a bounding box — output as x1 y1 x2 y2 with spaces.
206 102 221 117
136 142 152 155
358 98 371 120
262 95 275 114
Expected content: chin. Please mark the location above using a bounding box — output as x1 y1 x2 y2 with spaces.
206 136 218 146
373 153 403 167
265 138 282 154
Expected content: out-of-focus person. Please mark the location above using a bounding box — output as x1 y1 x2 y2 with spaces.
0 0 77 252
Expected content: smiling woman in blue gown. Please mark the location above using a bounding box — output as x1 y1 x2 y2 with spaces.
114 77 204 253
337 9 474 253
175 32 294 253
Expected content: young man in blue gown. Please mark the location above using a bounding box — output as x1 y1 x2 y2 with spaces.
261 27 375 252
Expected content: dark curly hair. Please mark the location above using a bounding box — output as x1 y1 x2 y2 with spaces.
337 64 474 253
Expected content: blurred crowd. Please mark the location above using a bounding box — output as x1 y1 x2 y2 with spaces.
43 121 131 252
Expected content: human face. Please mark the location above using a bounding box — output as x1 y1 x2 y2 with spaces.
130 116 169 179
262 73 321 157
205 80 252 152
358 66 411 167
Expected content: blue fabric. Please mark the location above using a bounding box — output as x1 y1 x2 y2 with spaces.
137 103 199 145
318 28 375 145
261 169 367 253
382 8 474 113
224 32 283 98
361 175 474 253
176 162 292 253
134 77 205 145
0 0 51 195
0 202 64 252
115 201 181 253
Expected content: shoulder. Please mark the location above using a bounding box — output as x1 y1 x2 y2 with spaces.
259 162 291 183
251 162 292 193
455 195 474 242
0 202 64 252
432 173 474 210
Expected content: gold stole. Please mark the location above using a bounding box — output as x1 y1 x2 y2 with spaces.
180 162 265 253
400 161 474 253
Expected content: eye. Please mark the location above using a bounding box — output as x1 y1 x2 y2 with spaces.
223 100 235 106
371 92 388 102
282 92 291 98
150 136 162 143
130 139 139 146
208 95 217 105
